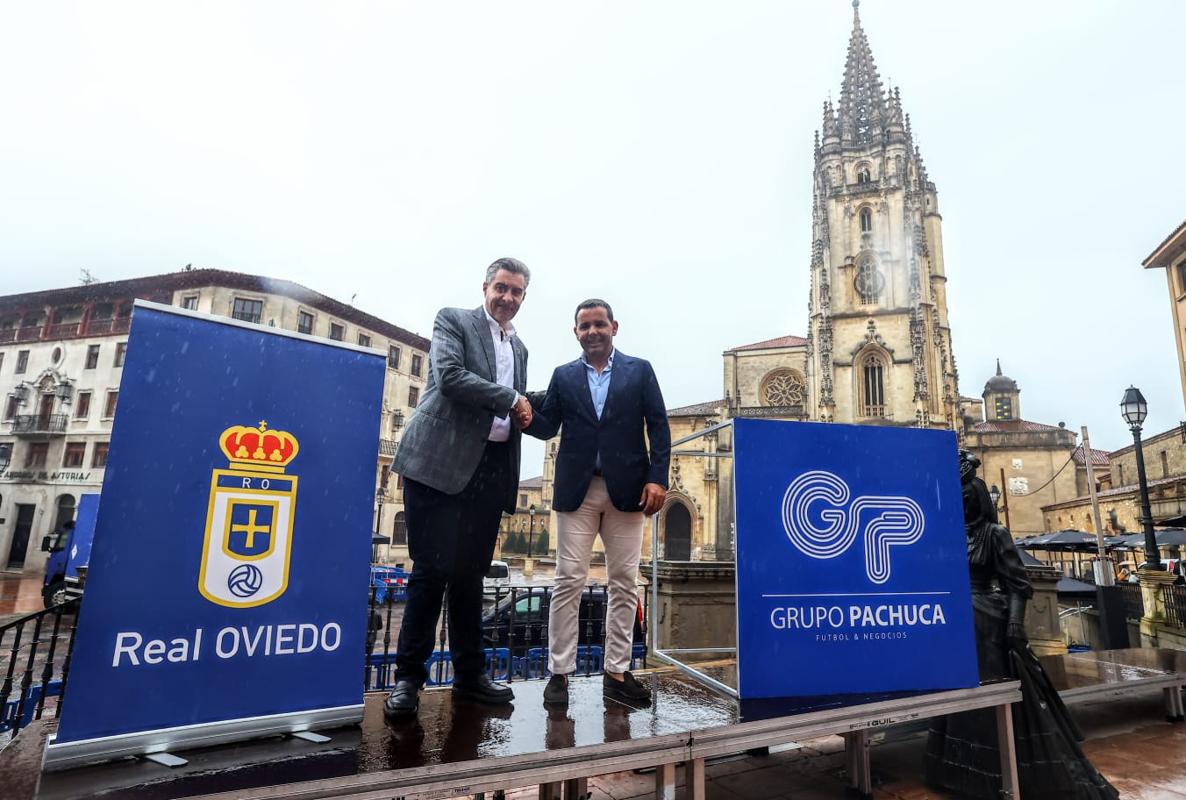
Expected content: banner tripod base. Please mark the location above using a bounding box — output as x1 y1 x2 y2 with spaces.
289 730 332 744
142 752 188 768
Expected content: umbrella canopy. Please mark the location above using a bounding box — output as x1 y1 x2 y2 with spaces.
1111 529 1186 549
1017 530 1100 551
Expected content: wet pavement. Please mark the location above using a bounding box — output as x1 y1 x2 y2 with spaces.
25 660 1186 799
0 574 48 624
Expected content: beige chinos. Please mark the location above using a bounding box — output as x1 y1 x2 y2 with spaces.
548 476 643 675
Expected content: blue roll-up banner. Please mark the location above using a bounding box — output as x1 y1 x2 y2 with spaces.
46 301 384 768
733 418 978 700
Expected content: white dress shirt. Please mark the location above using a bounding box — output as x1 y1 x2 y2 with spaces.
484 307 518 442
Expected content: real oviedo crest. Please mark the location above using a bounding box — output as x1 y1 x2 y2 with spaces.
199 421 300 608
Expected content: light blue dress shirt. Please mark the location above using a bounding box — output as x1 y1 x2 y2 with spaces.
581 349 614 419
582 349 614 470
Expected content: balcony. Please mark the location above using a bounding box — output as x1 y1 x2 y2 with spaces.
379 439 398 458
736 405 805 419
16 325 42 342
9 414 69 437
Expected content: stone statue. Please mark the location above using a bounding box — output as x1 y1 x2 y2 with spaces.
924 450 1118 799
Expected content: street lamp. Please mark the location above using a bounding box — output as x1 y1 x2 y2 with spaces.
1121 386 1161 571
524 504 537 578
0 443 11 473
989 484 1001 514
373 486 388 562
393 409 405 433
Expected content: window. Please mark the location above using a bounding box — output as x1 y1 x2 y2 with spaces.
408 386 420 407
329 322 344 341
1117 464 1125 486
75 391 91 420
859 207 872 233
520 493 528 508
387 345 401 370
92 442 110 468
297 310 314 335
411 353 423 377
26 442 48 468
231 297 264 324
0 353 4 373
55 494 76 530
861 353 886 418
85 344 100 369
181 295 199 310
855 260 882 304
15 350 29 374
1161 450 1170 478
857 166 871 184
379 464 390 490
62 442 86 468
4 396 17 421
1178 262 1186 295
114 342 127 367
358 333 371 347
760 369 806 407
103 390 119 418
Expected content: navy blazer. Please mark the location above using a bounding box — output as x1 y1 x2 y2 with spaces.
527 351 671 513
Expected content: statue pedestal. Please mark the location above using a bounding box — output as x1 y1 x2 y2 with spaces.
640 561 735 653
1024 562 1068 656
1138 568 1179 647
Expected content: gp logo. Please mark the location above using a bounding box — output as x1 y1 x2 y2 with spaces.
781 470 924 584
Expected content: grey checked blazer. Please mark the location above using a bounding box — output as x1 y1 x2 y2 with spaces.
392 305 528 513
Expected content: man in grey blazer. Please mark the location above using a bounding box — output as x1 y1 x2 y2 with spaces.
385 257 535 717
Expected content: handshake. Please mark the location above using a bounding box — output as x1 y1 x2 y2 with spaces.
512 395 534 429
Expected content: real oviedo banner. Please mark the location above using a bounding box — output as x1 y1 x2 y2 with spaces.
49 301 384 764
733 418 978 700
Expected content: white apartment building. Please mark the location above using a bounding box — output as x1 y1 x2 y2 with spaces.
0 268 428 581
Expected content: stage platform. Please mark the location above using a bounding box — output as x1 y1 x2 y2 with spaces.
1040 647 1186 719
37 669 1021 800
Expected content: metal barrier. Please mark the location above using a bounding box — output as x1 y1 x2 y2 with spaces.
1162 584 1186 629
0 598 81 741
1120 582 1145 620
364 582 648 691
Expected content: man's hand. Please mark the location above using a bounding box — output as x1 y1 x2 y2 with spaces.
639 483 666 516
512 395 533 429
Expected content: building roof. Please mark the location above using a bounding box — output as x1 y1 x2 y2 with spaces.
969 419 1067 434
1042 473 1186 511
519 476 544 489
0 268 431 350
1143 218 1186 268
726 334 808 353
668 400 724 418
1072 447 1110 467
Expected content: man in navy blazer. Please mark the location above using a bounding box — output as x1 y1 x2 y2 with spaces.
526 298 670 706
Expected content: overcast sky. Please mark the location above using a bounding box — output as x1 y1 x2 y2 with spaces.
2 1 1183 475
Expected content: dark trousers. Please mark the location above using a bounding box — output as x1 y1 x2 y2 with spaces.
393 440 510 685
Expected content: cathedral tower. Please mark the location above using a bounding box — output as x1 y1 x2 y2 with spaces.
806 2 959 428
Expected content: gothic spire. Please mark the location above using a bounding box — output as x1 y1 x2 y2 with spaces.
838 0 887 146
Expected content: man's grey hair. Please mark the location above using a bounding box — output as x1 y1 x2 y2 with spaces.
485 257 531 287
574 298 614 323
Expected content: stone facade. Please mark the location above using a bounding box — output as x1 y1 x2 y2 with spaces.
806 5 959 430
0 268 429 577
1143 219 1186 417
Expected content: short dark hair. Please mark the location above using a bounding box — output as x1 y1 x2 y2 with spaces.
574 298 613 324
485 257 531 286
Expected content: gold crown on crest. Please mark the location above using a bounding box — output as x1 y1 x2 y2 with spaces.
219 421 299 472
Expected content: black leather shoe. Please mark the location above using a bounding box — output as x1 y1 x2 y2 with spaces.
604 671 650 703
543 674 569 706
383 679 421 718
452 674 515 705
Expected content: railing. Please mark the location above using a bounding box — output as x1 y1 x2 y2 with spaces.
378 439 398 457
47 322 81 338
10 414 69 435
9 414 69 435
0 599 81 741
0 329 15 344
16 325 42 342
364 582 649 691
1161 584 1186 630
1119 582 1145 620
